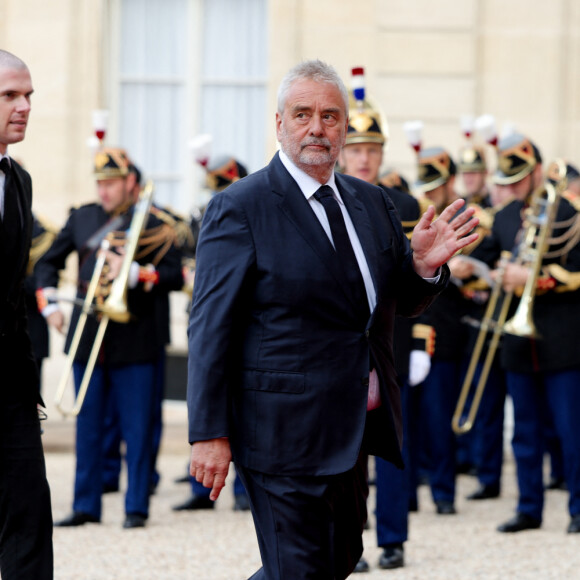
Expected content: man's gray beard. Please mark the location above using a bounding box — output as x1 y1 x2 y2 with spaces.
299 148 334 166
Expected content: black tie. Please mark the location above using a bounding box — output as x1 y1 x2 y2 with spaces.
314 185 369 318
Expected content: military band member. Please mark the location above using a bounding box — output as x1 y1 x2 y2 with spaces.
337 75 423 572
472 133 580 534
452 141 507 501
35 147 183 529
411 145 474 516
457 144 493 209
101 161 196 496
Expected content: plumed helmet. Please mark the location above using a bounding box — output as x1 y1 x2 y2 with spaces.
206 155 248 193
415 147 457 193
94 147 131 180
493 133 542 185
458 146 487 173
345 67 387 146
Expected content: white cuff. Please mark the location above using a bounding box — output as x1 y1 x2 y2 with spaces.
128 261 140 289
423 267 441 284
41 303 60 318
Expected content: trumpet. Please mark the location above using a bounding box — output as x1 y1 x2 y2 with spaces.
452 161 568 434
54 181 154 417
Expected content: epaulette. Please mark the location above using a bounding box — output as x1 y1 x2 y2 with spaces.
150 205 178 227
150 205 195 251
137 222 178 267
562 190 580 213
467 203 494 231
412 323 435 356
28 216 58 275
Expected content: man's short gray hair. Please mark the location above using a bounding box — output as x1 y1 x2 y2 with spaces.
0 49 28 71
277 59 349 115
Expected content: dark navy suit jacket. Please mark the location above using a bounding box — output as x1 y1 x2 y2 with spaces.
187 153 448 475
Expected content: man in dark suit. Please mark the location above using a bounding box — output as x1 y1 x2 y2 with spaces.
0 49 53 580
187 59 478 579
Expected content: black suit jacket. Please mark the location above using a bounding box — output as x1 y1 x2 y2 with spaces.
187 153 448 474
0 159 41 404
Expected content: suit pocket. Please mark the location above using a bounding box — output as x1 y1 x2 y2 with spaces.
241 369 305 394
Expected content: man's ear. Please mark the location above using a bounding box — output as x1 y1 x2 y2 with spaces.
337 148 345 170
342 116 349 146
532 163 544 188
125 172 138 196
275 111 283 142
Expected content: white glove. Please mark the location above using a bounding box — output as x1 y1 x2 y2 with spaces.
408 350 431 387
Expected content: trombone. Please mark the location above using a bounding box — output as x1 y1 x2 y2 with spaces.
54 181 154 417
452 161 567 434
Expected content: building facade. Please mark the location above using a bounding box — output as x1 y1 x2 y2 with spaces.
2 0 580 222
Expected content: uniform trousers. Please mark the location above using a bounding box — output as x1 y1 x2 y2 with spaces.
0 399 53 580
237 451 368 580
469 361 506 488
375 379 411 547
101 349 165 491
421 359 463 504
72 361 155 519
507 367 580 521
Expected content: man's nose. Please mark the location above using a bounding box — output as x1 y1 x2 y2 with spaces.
309 115 324 136
16 96 31 113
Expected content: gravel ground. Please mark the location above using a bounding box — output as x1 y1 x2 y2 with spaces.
41 406 580 580
24 342 580 579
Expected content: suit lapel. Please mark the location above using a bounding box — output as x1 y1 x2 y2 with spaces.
269 154 360 308
9 161 31 280
335 174 381 297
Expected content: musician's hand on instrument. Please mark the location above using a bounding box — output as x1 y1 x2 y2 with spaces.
501 263 529 293
46 310 66 334
411 199 479 278
190 438 232 501
448 256 475 279
100 247 125 281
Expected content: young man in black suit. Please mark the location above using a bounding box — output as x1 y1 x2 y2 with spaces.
0 49 53 580
187 59 479 579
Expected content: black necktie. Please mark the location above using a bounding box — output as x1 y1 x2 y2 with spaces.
314 185 369 318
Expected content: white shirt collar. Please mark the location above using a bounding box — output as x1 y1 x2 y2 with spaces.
278 149 342 204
